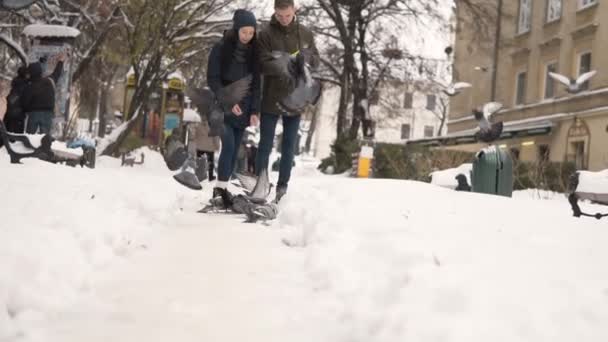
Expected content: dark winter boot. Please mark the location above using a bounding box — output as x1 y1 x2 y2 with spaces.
274 185 287 203
208 153 216 181
213 187 234 209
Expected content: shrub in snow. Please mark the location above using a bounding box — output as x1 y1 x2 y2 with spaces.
318 135 360 174
513 161 576 193
373 144 474 181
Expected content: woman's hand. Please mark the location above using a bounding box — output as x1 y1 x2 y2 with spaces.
250 114 259 127
232 104 243 116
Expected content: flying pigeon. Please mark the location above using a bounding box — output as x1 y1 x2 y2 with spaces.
548 70 596 94
441 82 472 97
268 49 322 113
187 75 252 136
473 102 504 143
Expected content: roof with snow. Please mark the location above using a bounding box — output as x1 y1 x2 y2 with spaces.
23 24 81 38
167 71 186 82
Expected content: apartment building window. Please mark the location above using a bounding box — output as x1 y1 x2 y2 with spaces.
578 52 592 91
426 94 436 111
518 0 532 34
424 125 434 138
571 141 586 169
579 0 598 10
546 0 562 22
403 92 413 109
515 71 527 105
544 62 557 99
401 124 411 139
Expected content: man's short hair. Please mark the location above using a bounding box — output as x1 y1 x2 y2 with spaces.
274 0 294 9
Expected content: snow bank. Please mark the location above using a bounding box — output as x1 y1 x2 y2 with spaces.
577 169 608 194
277 175 608 342
0 147 200 339
430 163 472 189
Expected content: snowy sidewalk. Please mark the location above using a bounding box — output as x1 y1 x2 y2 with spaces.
3 149 608 342
43 214 315 342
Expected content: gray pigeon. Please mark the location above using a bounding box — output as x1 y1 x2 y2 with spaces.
473 102 503 143
187 75 252 136
441 82 472 97
268 50 322 113
548 70 596 94
199 168 278 222
233 169 273 200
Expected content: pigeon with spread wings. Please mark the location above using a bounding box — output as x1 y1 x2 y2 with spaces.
473 102 504 143
267 49 322 113
548 70 596 94
442 82 472 97
187 75 252 136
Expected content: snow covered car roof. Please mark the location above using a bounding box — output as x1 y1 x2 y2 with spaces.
23 24 81 38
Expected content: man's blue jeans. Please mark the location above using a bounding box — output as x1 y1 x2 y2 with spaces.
26 111 53 134
255 113 301 187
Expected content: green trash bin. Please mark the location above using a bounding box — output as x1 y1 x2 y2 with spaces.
471 145 513 197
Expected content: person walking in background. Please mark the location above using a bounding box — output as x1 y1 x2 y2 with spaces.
21 54 65 134
194 117 220 181
3 66 28 134
206 8 260 208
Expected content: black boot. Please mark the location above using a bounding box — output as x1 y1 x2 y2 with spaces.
274 185 287 203
213 187 233 209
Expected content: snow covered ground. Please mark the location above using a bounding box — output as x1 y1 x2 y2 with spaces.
1 147 607 342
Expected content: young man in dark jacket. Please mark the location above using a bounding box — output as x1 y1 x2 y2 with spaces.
21 57 64 134
256 0 319 202
3 66 29 133
207 9 261 207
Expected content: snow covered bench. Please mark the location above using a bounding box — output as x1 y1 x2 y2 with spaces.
430 163 472 191
0 120 95 168
568 170 608 219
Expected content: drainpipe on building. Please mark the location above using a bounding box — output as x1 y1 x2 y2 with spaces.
490 0 503 102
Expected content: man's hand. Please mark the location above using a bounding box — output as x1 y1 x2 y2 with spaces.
232 104 243 116
250 114 259 127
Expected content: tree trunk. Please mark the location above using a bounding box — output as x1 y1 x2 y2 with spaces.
305 101 319 154
348 86 365 139
98 87 109 138
336 71 350 138
438 114 447 137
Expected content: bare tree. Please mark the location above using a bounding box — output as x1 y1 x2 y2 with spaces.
300 0 446 140
98 0 240 156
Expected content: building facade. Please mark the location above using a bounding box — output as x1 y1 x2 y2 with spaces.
446 0 608 171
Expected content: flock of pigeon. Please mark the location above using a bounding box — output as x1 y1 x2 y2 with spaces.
439 69 597 144
165 49 322 220
169 46 597 220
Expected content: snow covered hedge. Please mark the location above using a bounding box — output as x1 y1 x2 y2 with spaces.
513 160 576 193
373 144 474 181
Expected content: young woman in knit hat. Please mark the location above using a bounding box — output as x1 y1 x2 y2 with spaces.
206 9 260 207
